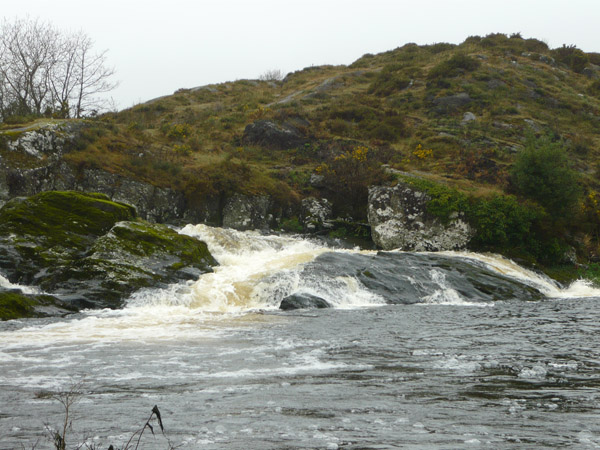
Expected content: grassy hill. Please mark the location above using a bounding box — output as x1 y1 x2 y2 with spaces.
2 32 600 277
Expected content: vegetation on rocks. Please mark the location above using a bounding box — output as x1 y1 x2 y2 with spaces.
0 191 217 318
2 32 600 279
0 290 76 320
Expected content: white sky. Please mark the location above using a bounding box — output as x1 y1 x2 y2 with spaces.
3 0 599 110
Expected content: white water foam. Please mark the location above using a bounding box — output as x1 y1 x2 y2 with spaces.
0 273 40 294
159 224 385 312
439 251 600 299
421 269 490 307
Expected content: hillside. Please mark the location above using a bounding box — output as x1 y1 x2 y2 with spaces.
1 32 600 278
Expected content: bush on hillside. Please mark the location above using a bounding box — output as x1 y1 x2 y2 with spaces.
368 64 411 96
317 146 387 218
510 135 580 218
427 54 480 80
468 195 542 249
552 45 589 73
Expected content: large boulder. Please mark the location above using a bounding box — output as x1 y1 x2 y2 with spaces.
222 194 271 231
367 183 474 251
0 191 137 284
42 221 217 308
242 120 307 149
0 191 217 312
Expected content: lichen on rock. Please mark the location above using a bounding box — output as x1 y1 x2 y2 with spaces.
367 183 474 251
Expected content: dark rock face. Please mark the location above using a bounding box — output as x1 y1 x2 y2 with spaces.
431 92 472 114
0 191 217 313
280 293 331 310
3 162 187 223
242 120 308 149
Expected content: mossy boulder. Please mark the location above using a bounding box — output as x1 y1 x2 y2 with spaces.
43 221 218 308
0 289 77 321
0 191 217 314
0 191 136 284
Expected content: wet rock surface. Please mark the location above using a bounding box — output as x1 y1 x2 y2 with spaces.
0 191 217 315
280 293 332 310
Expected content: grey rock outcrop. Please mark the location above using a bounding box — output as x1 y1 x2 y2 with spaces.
431 92 472 114
242 120 308 149
2 161 187 223
301 197 333 232
222 194 271 231
367 183 474 251
461 112 477 125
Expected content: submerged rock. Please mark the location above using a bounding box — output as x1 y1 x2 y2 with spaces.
298 251 543 304
280 293 331 310
367 183 473 251
0 191 217 313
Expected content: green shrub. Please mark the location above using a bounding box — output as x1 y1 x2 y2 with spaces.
467 195 542 249
510 135 581 217
402 178 469 224
280 217 303 233
368 64 411 96
317 146 387 218
579 263 600 286
427 54 481 80
165 123 192 140
425 42 456 54
588 80 600 97
551 44 589 73
480 33 511 48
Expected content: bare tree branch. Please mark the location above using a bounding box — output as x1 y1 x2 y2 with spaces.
0 17 116 121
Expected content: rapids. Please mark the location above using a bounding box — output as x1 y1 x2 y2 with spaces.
1 225 599 449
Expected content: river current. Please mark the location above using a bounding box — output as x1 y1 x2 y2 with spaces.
1 225 600 449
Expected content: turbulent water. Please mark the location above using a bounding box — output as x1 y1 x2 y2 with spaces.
1 225 600 449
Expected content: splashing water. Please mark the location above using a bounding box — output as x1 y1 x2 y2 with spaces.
439 251 600 298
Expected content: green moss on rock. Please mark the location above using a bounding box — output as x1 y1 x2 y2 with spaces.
0 191 217 312
0 191 136 248
0 191 137 283
0 290 76 321
41 220 217 309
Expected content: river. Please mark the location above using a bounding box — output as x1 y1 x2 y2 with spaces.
1 225 600 449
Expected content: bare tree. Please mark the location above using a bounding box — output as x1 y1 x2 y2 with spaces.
259 69 284 81
0 17 116 121
47 31 116 118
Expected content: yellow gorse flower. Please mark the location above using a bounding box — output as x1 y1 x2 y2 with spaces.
413 144 433 159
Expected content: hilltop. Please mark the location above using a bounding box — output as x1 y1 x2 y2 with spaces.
1 32 600 280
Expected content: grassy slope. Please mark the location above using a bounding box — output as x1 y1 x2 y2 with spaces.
3 33 600 271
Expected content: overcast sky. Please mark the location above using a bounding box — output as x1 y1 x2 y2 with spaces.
2 0 599 110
